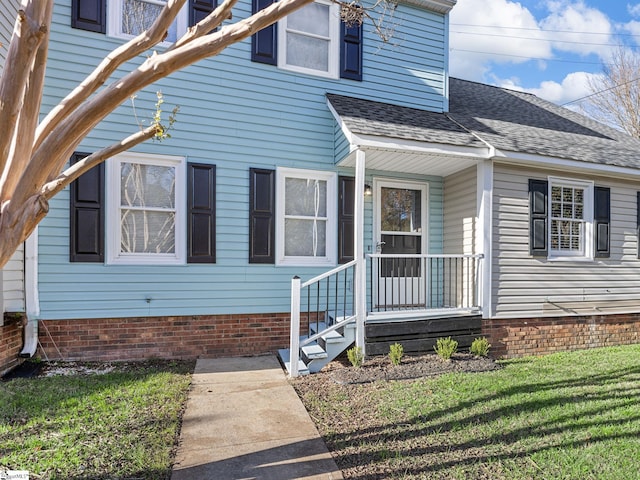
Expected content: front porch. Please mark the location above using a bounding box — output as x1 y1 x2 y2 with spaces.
282 253 483 376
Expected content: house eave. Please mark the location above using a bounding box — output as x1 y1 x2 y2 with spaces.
494 149 640 180
398 0 456 14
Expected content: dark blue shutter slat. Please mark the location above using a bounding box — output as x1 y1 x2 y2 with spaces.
188 163 216 263
251 0 277 65
529 179 548 256
338 176 354 263
189 0 217 27
594 186 610 258
71 0 106 33
70 152 104 262
249 168 275 263
340 21 363 81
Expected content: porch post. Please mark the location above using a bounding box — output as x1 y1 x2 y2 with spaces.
354 149 367 355
289 276 301 378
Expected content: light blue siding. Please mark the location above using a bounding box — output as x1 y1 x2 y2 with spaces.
37 0 450 320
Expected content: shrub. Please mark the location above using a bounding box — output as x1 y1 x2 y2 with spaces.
435 336 458 360
347 346 364 368
470 337 491 357
389 343 404 366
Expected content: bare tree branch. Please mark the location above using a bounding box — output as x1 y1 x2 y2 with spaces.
34 0 187 152
42 124 159 200
584 47 640 139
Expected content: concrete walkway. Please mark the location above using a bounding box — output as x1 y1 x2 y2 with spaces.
171 355 343 480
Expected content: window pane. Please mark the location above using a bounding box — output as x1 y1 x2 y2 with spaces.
288 3 330 37
286 33 329 71
284 219 326 256
121 162 175 209
121 210 176 253
122 0 177 41
380 188 422 232
285 178 327 216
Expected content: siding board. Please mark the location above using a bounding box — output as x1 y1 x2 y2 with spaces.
492 163 640 318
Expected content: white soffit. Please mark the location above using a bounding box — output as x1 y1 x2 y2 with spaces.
398 0 456 14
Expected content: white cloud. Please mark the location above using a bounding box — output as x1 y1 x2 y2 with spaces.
449 0 552 80
540 0 614 58
495 71 599 105
628 3 640 18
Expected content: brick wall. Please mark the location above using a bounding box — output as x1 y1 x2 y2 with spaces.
483 313 640 358
37 313 296 362
0 320 24 375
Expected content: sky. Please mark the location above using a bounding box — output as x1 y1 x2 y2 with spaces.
448 0 640 106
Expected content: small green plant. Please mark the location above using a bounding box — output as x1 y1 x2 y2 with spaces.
347 346 364 368
470 337 491 357
434 336 458 360
389 342 404 366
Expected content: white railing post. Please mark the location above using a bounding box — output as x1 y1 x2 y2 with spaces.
289 276 301 377
354 149 366 355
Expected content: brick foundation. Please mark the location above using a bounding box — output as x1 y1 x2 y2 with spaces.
483 313 640 359
37 313 296 362
1 318 25 376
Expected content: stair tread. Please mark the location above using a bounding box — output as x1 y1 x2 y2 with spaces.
310 322 344 341
277 349 309 376
301 343 328 359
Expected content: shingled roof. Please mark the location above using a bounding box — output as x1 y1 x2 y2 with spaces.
327 78 640 171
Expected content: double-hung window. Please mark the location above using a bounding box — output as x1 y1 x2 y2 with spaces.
108 0 187 43
106 152 186 265
276 168 337 266
548 178 593 259
278 0 340 78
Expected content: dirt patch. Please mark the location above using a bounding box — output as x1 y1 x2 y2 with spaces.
318 352 501 385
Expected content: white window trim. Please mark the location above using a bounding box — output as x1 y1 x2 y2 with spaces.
106 152 186 265
277 0 341 79
107 0 188 45
276 167 337 266
548 176 594 261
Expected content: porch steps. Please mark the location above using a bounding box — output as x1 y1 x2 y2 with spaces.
278 318 356 375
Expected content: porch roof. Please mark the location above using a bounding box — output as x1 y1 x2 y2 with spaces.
327 93 491 176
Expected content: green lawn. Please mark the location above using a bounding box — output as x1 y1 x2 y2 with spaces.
0 360 193 480
296 344 640 480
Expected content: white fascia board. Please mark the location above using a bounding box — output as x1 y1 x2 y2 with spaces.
495 149 640 180
398 0 456 14
326 99 357 148
354 133 493 159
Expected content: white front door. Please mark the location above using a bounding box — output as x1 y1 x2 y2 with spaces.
373 180 428 308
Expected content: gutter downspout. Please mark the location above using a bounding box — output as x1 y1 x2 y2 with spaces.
20 227 39 358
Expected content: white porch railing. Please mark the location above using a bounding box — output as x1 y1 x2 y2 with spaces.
368 253 483 314
288 253 483 376
289 260 357 377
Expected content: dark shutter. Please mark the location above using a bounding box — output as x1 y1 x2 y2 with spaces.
338 176 355 263
189 0 217 27
187 163 216 263
251 0 277 65
70 152 104 262
529 179 548 256
71 0 106 33
249 168 275 263
340 20 363 81
594 186 610 258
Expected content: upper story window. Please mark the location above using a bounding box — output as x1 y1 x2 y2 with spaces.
106 152 186 265
278 0 340 78
108 0 187 43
